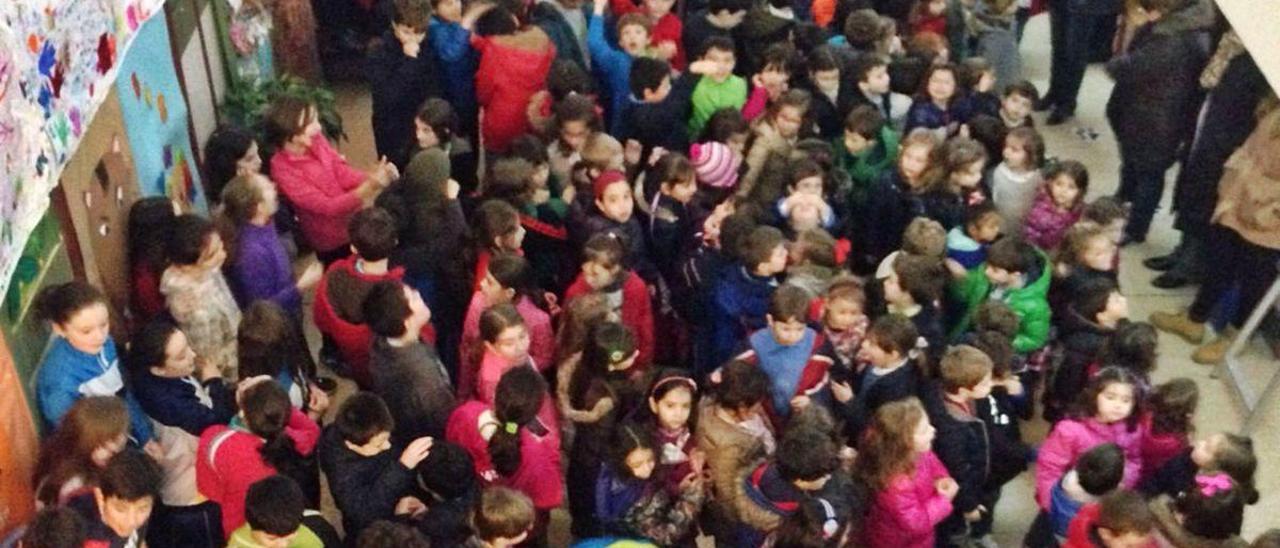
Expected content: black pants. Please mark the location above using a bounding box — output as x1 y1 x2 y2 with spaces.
1116 163 1172 241
147 501 223 548
1045 7 1111 114
1189 226 1280 328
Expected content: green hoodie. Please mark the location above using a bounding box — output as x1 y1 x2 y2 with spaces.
948 249 1052 353
833 125 900 210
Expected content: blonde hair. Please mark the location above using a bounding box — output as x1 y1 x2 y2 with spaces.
472 487 535 542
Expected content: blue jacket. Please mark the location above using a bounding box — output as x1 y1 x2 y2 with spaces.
131 371 236 437
37 337 153 442
428 17 478 121
904 99 956 134
946 226 987 270
587 13 633 134
708 266 777 370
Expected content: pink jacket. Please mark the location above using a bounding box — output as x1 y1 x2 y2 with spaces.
1021 189 1082 251
863 451 954 548
1138 413 1189 486
1035 417 1142 509
476 351 560 448
458 293 554 400
269 135 367 252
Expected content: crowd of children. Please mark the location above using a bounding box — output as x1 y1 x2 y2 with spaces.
13 0 1280 546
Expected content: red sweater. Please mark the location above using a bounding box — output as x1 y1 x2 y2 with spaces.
269 135 367 253
445 400 564 510
196 409 321 536
564 270 655 367
473 31 556 152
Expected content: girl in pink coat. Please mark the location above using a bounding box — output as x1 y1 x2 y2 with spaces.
1036 367 1145 509
858 397 957 548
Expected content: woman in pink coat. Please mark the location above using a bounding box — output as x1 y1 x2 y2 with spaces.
1035 367 1145 509
857 398 957 548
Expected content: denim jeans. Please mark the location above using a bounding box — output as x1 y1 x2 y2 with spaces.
1116 163 1169 241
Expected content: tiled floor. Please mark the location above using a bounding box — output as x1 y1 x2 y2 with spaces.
318 12 1280 543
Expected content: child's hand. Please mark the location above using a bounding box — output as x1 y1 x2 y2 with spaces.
964 505 986 522
561 183 577 204
307 387 331 416
959 123 971 138
679 471 705 493
461 2 495 30
945 258 968 279
532 187 551 204
399 436 435 469
1002 377 1025 396
624 139 643 166
402 40 421 59
689 448 707 475
655 41 677 60
236 375 275 405
935 477 959 500
195 356 221 383
395 496 427 517
789 395 811 411
296 261 323 290
753 68 789 100
688 60 716 75
831 380 854 403
143 440 165 462
648 146 667 166
593 0 608 16
446 178 461 200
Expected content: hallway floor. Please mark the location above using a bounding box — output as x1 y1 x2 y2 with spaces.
316 12 1280 542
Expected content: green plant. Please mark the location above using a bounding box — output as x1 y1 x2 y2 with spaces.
220 75 346 143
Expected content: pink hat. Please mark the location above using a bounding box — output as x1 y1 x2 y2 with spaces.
689 142 741 190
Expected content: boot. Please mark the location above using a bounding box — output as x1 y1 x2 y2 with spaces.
1143 246 1181 271
1192 327 1238 365
1150 310 1206 344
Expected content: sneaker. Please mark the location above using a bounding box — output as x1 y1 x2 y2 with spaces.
1192 327 1237 365
1149 310 1206 344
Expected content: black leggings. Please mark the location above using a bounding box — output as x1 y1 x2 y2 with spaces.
1188 225 1280 328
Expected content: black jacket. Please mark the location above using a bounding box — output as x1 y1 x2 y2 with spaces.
837 362 922 441
858 169 926 269
531 1 592 71
1105 0 1213 170
367 32 442 168
369 337 458 446
976 390 1029 488
618 73 696 159
317 427 416 538
1047 305 1113 422
923 384 991 516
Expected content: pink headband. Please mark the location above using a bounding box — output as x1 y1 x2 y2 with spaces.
1195 473 1232 497
650 376 697 397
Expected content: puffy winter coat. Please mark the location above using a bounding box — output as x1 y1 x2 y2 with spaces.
1035 417 1142 509
862 450 954 548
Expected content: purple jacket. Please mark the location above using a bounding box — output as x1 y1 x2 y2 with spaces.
1022 190 1082 251
1035 417 1142 509
230 222 301 317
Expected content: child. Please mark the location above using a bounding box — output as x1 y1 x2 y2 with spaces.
161 214 242 379
466 487 536 548
904 63 960 139
475 305 557 436
1023 160 1088 252
860 130 941 267
364 281 457 443
609 0 685 68
1052 223 1120 317
577 170 655 282
909 0 947 37
835 106 901 222
126 197 177 325
737 425 841 543
1142 432 1258 501
804 47 856 140
472 6 556 153
999 80 1038 129
128 321 236 508
546 94 602 186
317 392 435 538
971 0 1021 92
647 152 699 283
949 236 1052 353
643 371 701 493
689 140 743 202
621 58 694 160
1150 473 1250 545
198 379 321 537
471 200 528 292
946 202 1003 270
409 441 481 545
990 126 1045 234
427 0 480 154
1049 279 1128 421
883 254 948 356
776 160 836 233
741 89 812 197
1035 368 1144 511
561 322 644 537
219 174 323 319
34 397 130 507
1048 443 1125 543
594 423 706 544
445 368 562 541
367 0 439 167
696 360 776 539
857 398 957 548
785 229 840 298
238 303 328 420
730 285 835 426
1139 378 1198 485
849 54 912 131
1062 490 1156 548
922 136 990 230
266 98 396 264
564 232 656 367
461 253 554 388
312 208 414 390
229 475 327 547
67 450 161 547
584 7 656 119
687 37 748 138
682 0 748 62
33 282 154 444
968 332 1029 541
821 277 870 370
957 58 1001 121
707 224 787 368
1097 321 1159 388
831 314 925 439
929 345 996 543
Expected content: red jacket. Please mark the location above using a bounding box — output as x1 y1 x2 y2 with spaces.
473 30 556 152
196 408 321 536
269 135 367 253
1063 503 1156 548
564 270 655 367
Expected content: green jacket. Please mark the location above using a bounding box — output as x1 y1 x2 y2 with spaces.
228 524 324 548
688 75 748 138
833 126 900 209
948 250 1052 353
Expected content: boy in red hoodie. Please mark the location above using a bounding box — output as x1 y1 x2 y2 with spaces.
564 232 655 367
1063 490 1157 548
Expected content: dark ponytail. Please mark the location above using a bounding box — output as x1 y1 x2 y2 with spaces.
488 367 546 477
242 382 306 479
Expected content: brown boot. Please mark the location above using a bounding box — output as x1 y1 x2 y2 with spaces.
1192 327 1238 365
1150 310 1205 345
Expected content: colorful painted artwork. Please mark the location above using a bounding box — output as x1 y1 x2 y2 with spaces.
0 0 165 299
114 13 204 209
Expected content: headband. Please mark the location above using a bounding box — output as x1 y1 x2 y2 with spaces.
651 376 698 397
1195 473 1232 497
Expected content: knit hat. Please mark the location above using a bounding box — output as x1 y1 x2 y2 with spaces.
592 169 628 200
404 147 451 197
689 142 741 190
